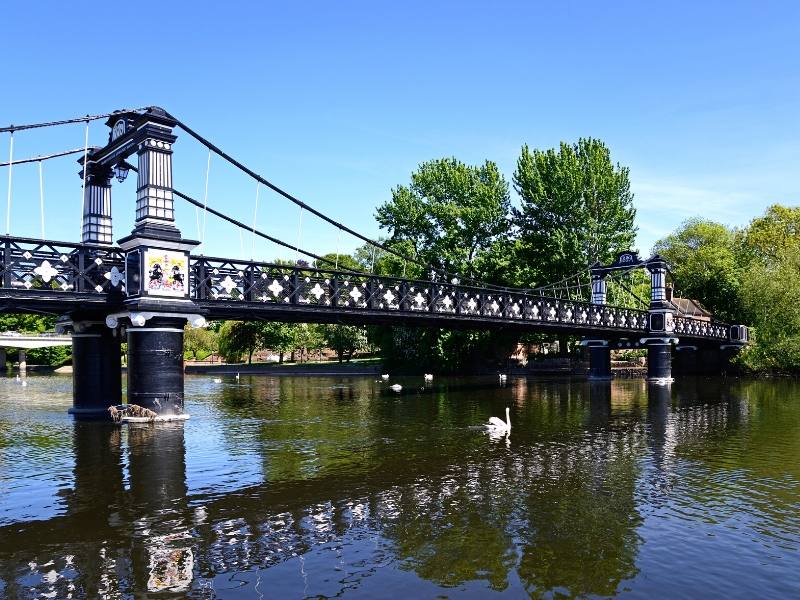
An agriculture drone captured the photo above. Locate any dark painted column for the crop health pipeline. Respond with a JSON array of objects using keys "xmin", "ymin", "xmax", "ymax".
[
  {"xmin": 70, "ymin": 320, "xmax": 122, "ymax": 418},
  {"xmin": 589, "ymin": 345, "xmax": 612, "ymax": 380},
  {"xmin": 646, "ymin": 340, "xmax": 673, "ymax": 382},
  {"xmin": 126, "ymin": 316, "xmax": 186, "ymax": 414}
]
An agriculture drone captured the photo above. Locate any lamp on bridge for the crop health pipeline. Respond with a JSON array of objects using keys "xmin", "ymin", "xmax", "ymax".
[{"xmin": 112, "ymin": 160, "xmax": 131, "ymax": 183}]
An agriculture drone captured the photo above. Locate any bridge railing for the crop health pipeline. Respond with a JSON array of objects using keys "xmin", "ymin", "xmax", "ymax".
[
  {"xmin": 673, "ymin": 316, "xmax": 729, "ymax": 340},
  {"xmin": 0, "ymin": 235, "xmax": 126, "ymax": 296},
  {"xmin": 189, "ymin": 255, "xmax": 650, "ymax": 331}
]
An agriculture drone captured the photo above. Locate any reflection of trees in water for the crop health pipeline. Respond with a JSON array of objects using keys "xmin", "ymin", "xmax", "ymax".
[
  {"xmin": 5, "ymin": 377, "xmax": 796, "ymax": 598},
  {"xmin": 657, "ymin": 378, "xmax": 800, "ymax": 547},
  {"xmin": 516, "ymin": 429, "xmax": 643, "ymax": 597}
]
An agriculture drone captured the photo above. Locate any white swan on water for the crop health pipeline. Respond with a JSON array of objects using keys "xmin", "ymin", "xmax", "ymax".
[
  {"xmin": 381, "ymin": 374, "xmax": 390, "ymax": 380},
  {"xmin": 424, "ymin": 374, "xmax": 433, "ymax": 382},
  {"xmin": 485, "ymin": 407, "xmax": 511, "ymax": 433},
  {"xmin": 390, "ymin": 384, "xmax": 403, "ymax": 392}
]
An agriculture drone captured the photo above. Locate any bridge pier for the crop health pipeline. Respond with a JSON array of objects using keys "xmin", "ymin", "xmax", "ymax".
[
  {"xmin": 643, "ymin": 338, "xmax": 675, "ymax": 384},
  {"xmin": 583, "ymin": 340, "xmax": 612, "ymax": 380},
  {"xmin": 17, "ymin": 349, "xmax": 26, "ymax": 378},
  {"xmin": 125, "ymin": 316, "xmax": 187, "ymax": 415},
  {"xmin": 0, "ymin": 348, "xmax": 5, "ymax": 371},
  {"xmin": 67, "ymin": 317, "xmax": 122, "ymax": 418}
]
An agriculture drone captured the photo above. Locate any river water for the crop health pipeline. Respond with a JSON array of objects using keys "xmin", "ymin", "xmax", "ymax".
[{"xmin": 0, "ymin": 374, "xmax": 798, "ymax": 599}]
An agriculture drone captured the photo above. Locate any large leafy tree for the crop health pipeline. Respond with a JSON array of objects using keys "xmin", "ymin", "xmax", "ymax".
[
  {"xmin": 376, "ymin": 157, "xmax": 510, "ymax": 282},
  {"xmin": 217, "ymin": 321, "xmax": 263, "ymax": 364},
  {"xmin": 320, "ymin": 324, "xmax": 368, "ymax": 363},
  {"xmin": 259, "ymin": 321, "xmax": 297, "ymax": 363},
  {"xmin": 373, "ymin": 158, "xmax": 513, "ymax": 372},
  {"xmin": 513, "ymin": 138, "xmax": 637, "ymax": 287},
  {"xmin": 742, "ymin": 204, "xmax": 800, "ymax": 263},
  {"xmin": 651, "ymin": 218, "xmax": 745, "ymax": 323}
]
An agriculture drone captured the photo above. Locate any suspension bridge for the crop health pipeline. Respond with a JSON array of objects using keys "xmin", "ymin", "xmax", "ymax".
[{"xmin": 0, "ymin": 107, "xmax": 748, "ymax": 417}]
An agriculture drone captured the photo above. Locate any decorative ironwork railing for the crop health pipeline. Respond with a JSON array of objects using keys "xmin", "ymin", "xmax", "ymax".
[
  {"xmin": 189, "ymin": 256, "xmax": 650, "ymax": 331},
  {"xmin": 0, "ymin": 236, "xmax": 126, "ymax": 295},
  {"xmin": 673, "ymin": 316, "xmax": 729, "ymax": 340},
  {"xmin": 0, "ymin": 237, "xmax": 737, "ymax": 341}
]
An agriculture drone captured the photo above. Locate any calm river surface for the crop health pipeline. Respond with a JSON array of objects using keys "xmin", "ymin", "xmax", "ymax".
[{"xmin": 0, "ymin": 374, "xmax": 798, "ymax": 598}]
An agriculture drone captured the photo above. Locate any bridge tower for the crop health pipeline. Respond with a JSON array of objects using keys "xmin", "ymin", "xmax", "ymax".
[
  {"xmin": 641, "ymin": 255, "xmax": 676, "ymax": 383},
  {"xmin": 585, "ymin": 263, "xmax": 611, "ymax": 380},
  {"xmin": 68, "ymin": 108, "xmax": 205, "ymax": 417}
]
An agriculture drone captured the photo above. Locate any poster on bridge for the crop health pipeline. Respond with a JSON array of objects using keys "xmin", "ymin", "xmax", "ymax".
[{"xmin": 145, "ymin": 249, "xmax": 188, "ymax": 298}]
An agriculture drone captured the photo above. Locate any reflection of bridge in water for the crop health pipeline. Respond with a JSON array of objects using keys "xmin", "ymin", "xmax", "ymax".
[{"xmin": 0, "ymin": 378, "xmax": 777, "ymax": 598}]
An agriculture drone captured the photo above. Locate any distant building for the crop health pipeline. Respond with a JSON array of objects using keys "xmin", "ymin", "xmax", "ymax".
[{"xmin": 666, "ymin": 285, "xmax": 712, "ymax": 321}]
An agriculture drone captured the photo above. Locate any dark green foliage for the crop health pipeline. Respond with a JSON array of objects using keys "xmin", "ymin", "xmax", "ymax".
[
  {"xmin": 27, "ymin": 346, "xmax": 71, "ymax": 366},
  {"xmin": 376, "ymin": 157, "xmax": 511, "ymax": 281},
  {"xmin": 512, "ymin": 138, "xmax": 637, "ymax": 287},
  {"xmin": 655, "ymin": 205, "xmax": 800, "ymax": 373},
  {"xmin": 320, "ymin": 324, "xmax": 368, "ymax": 363},
  {"xmin": 652, "ymin": 218, "xmax": 744, "ymax": 322}
]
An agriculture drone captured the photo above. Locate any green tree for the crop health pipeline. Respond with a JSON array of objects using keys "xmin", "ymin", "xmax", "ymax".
[
  {"xmin": 512, "ymin": 138, "xmax": 637, "ymax": 287},
  {"xmin": 742, "ymin": 204, "xmax": 800, "ymax": 263},
  {"xmin": 738, "ymin": 252, "xmax": 800, "ymax": 371},
  {"xmin": 316, "ymin": 252, "xmax": 363, "ymax": 273},
  {"xmin": 184, "ymin": 326, "xmax": 218, "ymax": 360},
  {"xmin": 652, "ymin": 218, "xmax": 745, "ymax": 322},
  {"xmin": 259, "ymin": 321, "xmax": 296, "ymax": 363},
  {"xmin": 292, "ymin": 323, "xmax": 325, "ymax": 363},
  {"xmin": 217, "ymin": 321, "xmax": 263, "ymax": 364},
  {"xmin": 373, "ymin": 158, "xmax": 514, "ymax": 372},
  {"xmin": 736, "ymin": 205, "xmax": 800, "ymax": 372},
  {"xmin": 0, "ymin": 314, "xmax": 53, "ymax": 333},
  {"xmin": 376, "ymin": 157, "xmax": 511, "ymax": 281},
  {"xmin": 321, "ymin": 324, "xmax": 368, "ymax": 363}
]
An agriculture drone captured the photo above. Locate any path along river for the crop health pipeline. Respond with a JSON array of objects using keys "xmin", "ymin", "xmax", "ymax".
[{"xmin": 0, "ymin": 374, "xmax": 798, "ymax": 598}]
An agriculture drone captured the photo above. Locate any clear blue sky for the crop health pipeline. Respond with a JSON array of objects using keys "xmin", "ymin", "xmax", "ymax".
[{"xmin": 1, "ymin": 1, "xmax": 797, "ymax": 266}]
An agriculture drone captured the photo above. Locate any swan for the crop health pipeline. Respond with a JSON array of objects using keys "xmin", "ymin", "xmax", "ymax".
[
  {"xmin": 498, "ymin": 373, "xmax": 507, "ymax": 383},
  {"xmin": 235, "ymin": 372, "xmax": 240, "ymax": 380},
  {"xmin": 390, "ymin": 384, "xmax": 402, "ymax": 392},
  {"xmin": 424, "ymin": 374, "xmax": 433, "ymax": 381},
  {"xmin": 381, "ymin": 374, "xmax": 390, "ymax": 380},
  {"xmin": 21, "ymin": 380, "xmax": 27, "ymax": 387},
  {"xmin": 213, "ymin": 378, "xmax": 222, "ymax": 383},
  {"xmin": 485, "ymin": 407, "xmax": 510, "ymax": 432}
]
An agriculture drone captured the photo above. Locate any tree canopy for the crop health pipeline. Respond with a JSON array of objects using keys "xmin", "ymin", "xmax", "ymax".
[
  {"xmin": 512, "ymin": 138, "xmax": 637, "ymax": 287},
  {"xmin": 376, "ymin": 157, "xmax": 510, "ymax": 281}
]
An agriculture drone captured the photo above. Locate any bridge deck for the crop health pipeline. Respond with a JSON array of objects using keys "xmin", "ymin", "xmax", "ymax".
[{"xmin": 0, "ymin": 235, "xmax": 731, "ymax": 342}]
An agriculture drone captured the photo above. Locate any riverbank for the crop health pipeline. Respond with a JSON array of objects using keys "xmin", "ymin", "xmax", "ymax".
[{"xmin": 185, "ymin": 359, "xmax": 383, "ymax": 376}]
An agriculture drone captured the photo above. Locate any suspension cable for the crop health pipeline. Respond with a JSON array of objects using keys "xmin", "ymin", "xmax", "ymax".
[
  {"xmin": 0, "ymin": 147, "xmax": 86, "ymax": 168},
  {"xmin": 38, "ymin": 161, "xmax": 45, "ymax": 238},
  {"xmin": 172, "ymin": 187, "xmax": 364, "ymax": 275},
  {"xmin": 0, "ymin": 107, "xmax": 150, "ymax": 134},
  {"xmin": 295, "ymin": 206, "xmax": 303, "ymax": 264},
  {"xmin": 164, "ymin": 111, "xmax": 508, "ymax": 291},
  {"xmin": 79, "ymin": 121, "xmax": 89, "ymax": 240},
  {"xmin": 334, "ymin": 227, "xmax": 341, "ymax": 270},
  {"xmin": 251, "ymin": 182, "xmax": 260, "ymax": 260},
  {"xmin": 200, "ymin": 149, "xmax": 211, "ymax": 251},
  {"xmin": 5, "ymin": 132, "xmax": 12, "ymax": 235}
]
